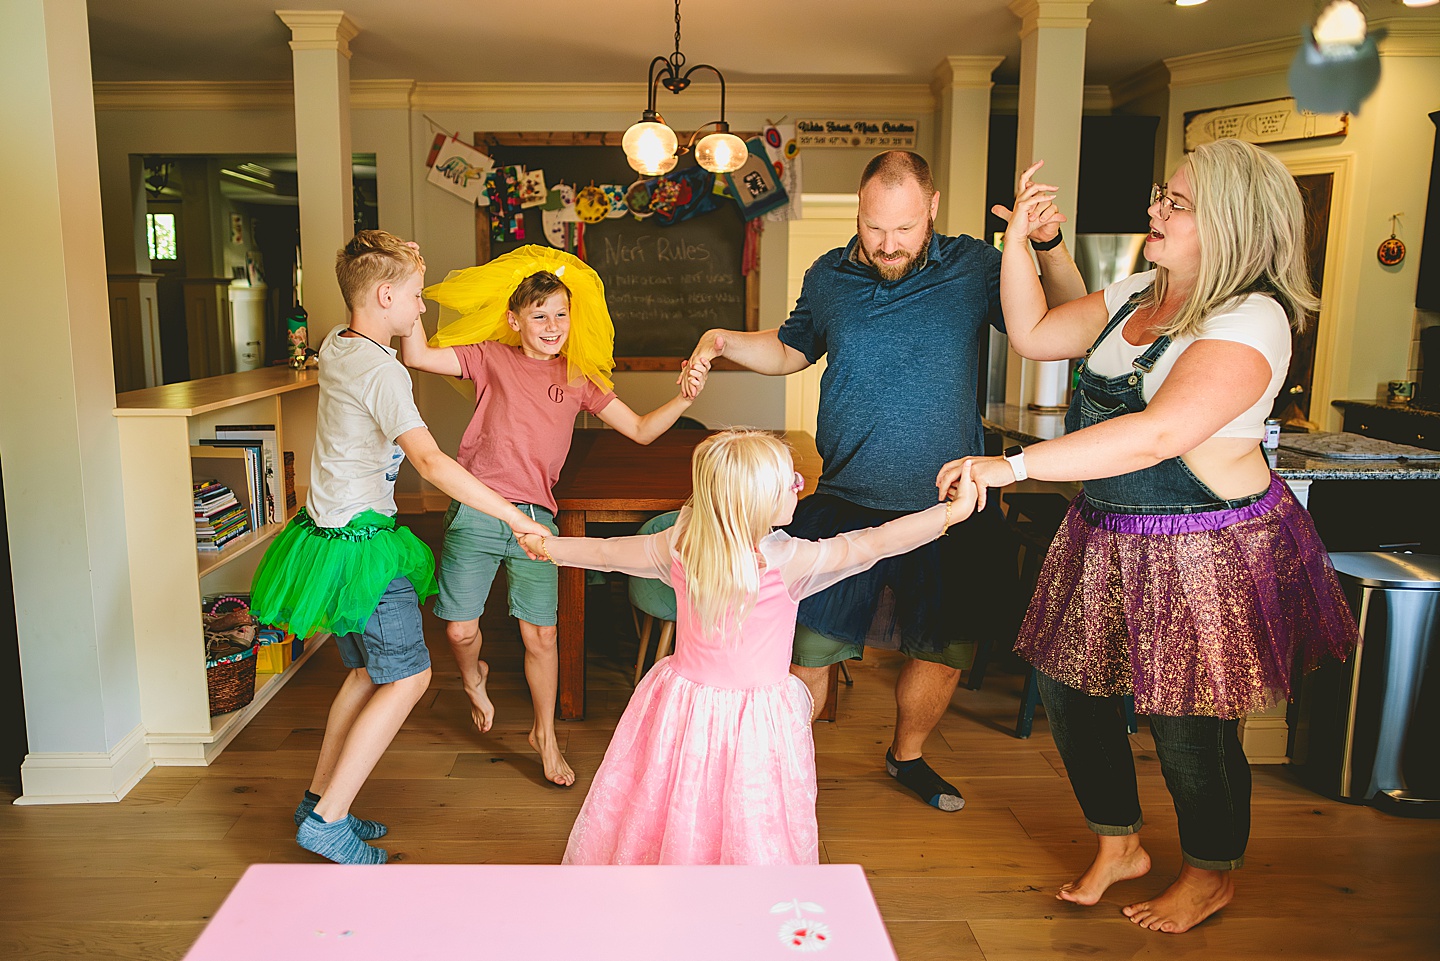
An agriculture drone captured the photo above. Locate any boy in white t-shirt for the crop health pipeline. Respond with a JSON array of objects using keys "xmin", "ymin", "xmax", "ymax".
[{"xmin": 250, "ymin": 231, "xmax": 550, "ymax": 865}]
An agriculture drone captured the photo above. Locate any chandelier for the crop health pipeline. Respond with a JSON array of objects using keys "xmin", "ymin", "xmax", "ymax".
[{"xmin": 622, "ymin": 0, "xmax": 748, "ymax": 177}]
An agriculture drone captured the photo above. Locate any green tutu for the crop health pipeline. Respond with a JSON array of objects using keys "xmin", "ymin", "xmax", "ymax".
[{"xmin": 250, "ymin": 508, "xmax": 437, "ymax": 639}]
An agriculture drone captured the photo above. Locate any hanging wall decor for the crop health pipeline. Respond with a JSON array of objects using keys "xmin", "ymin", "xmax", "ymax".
[
  {"xmin": 1377, "ymin": 213, "xmax": 1406, "ymax": 266},
  {"xmin": 427, "ymin": 135, "xmax": 495, "ymax": 205},
  {"xmin": 762, "ymin": 122, "xmax": 802, "ymax": 222}
]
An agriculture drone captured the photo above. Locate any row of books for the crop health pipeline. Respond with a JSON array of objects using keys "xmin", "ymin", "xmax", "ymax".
[
  {"xmin": 194, "ymin": 480, "xmax": 250, "ymax": 551},
  {"xmin": 190, "ymin": 424, "xmax": 285, "ymax": 555},
  {"xmin": 190, "ymin": 424, "xmax": 284, "ymax": 534}
]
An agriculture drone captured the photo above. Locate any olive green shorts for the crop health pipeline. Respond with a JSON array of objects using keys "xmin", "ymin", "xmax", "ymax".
[
  {"xmin": 433, "ymin": 501, "xmax": 560, "ymax": 626},
  {"xmin": 790, "ymin": 623, "xmax": 976, "ymax": 671}
]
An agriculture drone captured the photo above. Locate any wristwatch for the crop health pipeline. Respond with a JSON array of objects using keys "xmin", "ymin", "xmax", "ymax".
[{"xmin": 1003, "ymin": 444, "xmax": 1028, "ymax": 482}]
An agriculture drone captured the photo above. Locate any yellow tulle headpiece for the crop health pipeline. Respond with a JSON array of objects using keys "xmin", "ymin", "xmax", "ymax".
[{"xmin": 424, "ymin": 246, "xmax": 616, "ymax": 393}]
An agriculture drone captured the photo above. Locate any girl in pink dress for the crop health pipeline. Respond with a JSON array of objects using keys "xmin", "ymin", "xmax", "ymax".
[{"xmin": 519, "ymin": 430, "xmax": 978, "ymax": 865}]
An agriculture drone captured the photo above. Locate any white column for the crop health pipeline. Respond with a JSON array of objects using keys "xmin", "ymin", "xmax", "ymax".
[
  {"xmin": 930, "ymin": 57, "xmax": 1005, "ymax": 240},
  {"xmin": 1007, "ymin": 0, "xmax": 1091, "ymax": 409},
  {"xmin": 277, "ymin": 10, "xmax": 358, "ymax": 341},
  {"xmin": 0, "ymin": 0, "xmax": 148, "ymax": 803}
]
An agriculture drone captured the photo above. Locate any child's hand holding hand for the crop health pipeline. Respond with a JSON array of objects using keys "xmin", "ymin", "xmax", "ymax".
[
  {"xmin": 936, "ymin": 455, "xmax": 1016, "ymax": 513},
  {"xmin": 510, "ymin": 516, "xmax": 551, "ymax": 559},
  {"xmin": 679, "ymin": 358, "xmax": 709, "ymax": 400},
  {"xmin": 941, "ymin": 461, "xmax": 981, "ymax": 529},
  {"xmin": 515, "ymin": 532, "xmax": 547, "ymax": 561}
]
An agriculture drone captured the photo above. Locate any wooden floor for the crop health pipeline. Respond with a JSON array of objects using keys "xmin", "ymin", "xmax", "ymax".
[{"xmin": 2, "ymin": 513, "xmax": 1438, "ymax": 960}]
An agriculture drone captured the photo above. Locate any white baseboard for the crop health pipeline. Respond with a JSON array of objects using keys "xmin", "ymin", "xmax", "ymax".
[{"xmin": 15, "ymin": 724, "xmax": 154, "ymax": 805}]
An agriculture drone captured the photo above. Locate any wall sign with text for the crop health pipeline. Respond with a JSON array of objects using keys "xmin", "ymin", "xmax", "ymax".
[
  {"xmin": 796, "ymin": 120, "xmax": 917, "ymax": 149},
  {"xmin": 1183, "ymin": 97, "xmax": 1346, "ymax": 152}
]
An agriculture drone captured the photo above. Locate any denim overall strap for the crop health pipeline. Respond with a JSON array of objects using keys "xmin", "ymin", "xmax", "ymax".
[{"xmin": 1066, "ymin": 290, "xmax": 1251, "ymax": 515}]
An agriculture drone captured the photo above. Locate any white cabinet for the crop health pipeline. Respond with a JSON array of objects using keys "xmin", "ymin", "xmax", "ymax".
[{"xmin": 116, "ymin": 367, "xmax": 322, "ymax": 764}]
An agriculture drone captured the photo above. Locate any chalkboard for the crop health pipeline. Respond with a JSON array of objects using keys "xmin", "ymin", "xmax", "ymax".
[{"xmin": 485, "ymin": 142, "xmax": 755, "ymax": 366}]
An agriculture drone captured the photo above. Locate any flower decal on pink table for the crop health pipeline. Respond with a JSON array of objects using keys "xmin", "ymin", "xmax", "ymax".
[{"xmin": 772, "ymin": 899, "xmax": 830, "ymax": 952}]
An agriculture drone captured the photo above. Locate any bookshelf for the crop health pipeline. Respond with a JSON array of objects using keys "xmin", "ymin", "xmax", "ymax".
[{"xmin": 116, "ymin": 367, "xmax": 321, "ymax": 764}]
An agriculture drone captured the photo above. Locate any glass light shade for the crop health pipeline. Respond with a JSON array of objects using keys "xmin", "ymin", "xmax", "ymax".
[
  {"xmin": 694, "ymin": 131, "xmax": 748, "ymax": 174},
  {"xmin": 628, "ymin": 154, "xmax": 678, "ymax": 176},
  {"xmin": 1313, "ymin": 1, "xmax": 1366, "ymax": 48},
  {"xmin": 623, "ymin": 121, "xmax": 679, "ymax": 176}
]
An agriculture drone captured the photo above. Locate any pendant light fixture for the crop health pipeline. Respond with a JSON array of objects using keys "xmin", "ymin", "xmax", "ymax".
[{"xmin": 622, "ymin": 0, "xmax": 748, "ymax": 176}]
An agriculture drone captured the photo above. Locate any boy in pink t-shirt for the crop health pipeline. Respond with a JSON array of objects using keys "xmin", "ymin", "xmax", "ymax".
[{"xmin": 400, "ymin": 256, "xmax": 707, "ymax": 786}]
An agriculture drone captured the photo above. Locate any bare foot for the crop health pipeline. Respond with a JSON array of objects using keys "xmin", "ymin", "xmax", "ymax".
[
  {"xmin": 528, "ymin": 727, "xmax": 575, "ymax": 786},
  {"xmin": 1123, "ymin": 864, "xmax": 1234, "ymax": 933},
  {"xmin": 1058, "ymin": 836, "xmax": 1152, "ymax": 906},
  {"xmin": 464, "ymin": 660, "xmax": 495, "ymax": 734}
]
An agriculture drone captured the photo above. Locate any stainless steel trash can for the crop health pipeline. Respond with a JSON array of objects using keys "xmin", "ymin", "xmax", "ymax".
[{"xmin": 1294, "ymin": 553, "xmax": 1440, "ymax": 814}]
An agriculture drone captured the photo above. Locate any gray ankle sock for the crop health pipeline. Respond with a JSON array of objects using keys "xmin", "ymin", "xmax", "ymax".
[
  {"xmin": 297, "ymin": 811, "xmax": 388, "ymax": 865},
  {"xmin": 293, "ymin": 794, "xmax": 388, "ymax": 840}
]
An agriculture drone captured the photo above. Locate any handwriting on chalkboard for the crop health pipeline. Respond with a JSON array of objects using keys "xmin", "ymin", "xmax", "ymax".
[{"xmin": 600, "ymin": 234, "xmax": 715, "ymax": 265}]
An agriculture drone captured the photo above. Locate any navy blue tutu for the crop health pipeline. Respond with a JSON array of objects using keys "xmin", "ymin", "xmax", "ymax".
[{"xmin": 784, "ymin": 493, "xmax": 1020, "ymax": 654}]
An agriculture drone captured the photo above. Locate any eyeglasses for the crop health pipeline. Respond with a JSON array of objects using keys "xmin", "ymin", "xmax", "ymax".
[
  {"xmin": 790, "ymin": 471, "xmax": 805, "ymax": 494},
  {"xmin": 1150, "ymin": 183, "xmax": 1193, "ymax": 221}
]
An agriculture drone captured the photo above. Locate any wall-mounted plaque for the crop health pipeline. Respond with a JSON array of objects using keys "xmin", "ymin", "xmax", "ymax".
[
  {"xmin": 1183, "ymin": 97, "xmax": 1347, "ymax": 152},
  {"xmin": 796, "ymin": 120, "xmax": 917, "ymax": 149}
]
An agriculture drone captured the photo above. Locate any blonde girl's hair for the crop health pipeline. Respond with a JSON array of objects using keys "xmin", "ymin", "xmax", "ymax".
[
  {"xmin": 1142, "ymin": 138, "xmax": 1319, "ymax": 337},
  {"xmin": 674, "ymin": 430, "xmax": 794, "ymax": 638},
  {"xmin": 335, "ymin": 230, "xmax": 425, "ymax": 310}
]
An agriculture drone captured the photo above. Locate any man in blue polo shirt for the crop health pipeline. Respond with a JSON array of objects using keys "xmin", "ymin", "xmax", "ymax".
[{"xmin": 683, "ymin": 151, "xmax": 1084, "ymax": 811}]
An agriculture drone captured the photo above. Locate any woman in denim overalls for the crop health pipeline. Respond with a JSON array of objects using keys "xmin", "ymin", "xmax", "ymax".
[{"xmin": 938, "ymin": 140, "xmax": 1355, "ymax": 933}]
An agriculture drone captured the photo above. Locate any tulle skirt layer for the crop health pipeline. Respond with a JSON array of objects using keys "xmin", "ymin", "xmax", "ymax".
[
  {"xmin": 1015, "ymin": 476, "xmax": 1356, "ymax": 718},
  {"xmin": 249, "ymin": 508, "xmax": 437, "ymax": 639},
  {"xmin": 563, "ymin": 660, "xmax": 818, "ymax": 865}
]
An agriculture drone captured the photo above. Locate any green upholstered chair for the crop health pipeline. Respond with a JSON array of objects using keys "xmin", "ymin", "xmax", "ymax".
[{"xmin": 629, "ymin": 510, "xmax": 680, "ymax": 684}]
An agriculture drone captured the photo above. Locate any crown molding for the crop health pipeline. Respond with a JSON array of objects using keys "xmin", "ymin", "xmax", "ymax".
[
  {"xmin": 411, "ymin": 81, "xmax": 936, "ymax": 115},
  {"xmin": 93, "ymin": 81, "xmax": 292, "ymax": 111},
  {"xmin": 1372, "ymin": 18, "xmax": 1440, "ymax": 57},
  {"xmin": 276, "ymin": 10, "xmax": 359, "ymax": 58},
  {"xmin": 991, "ymin": 83, "xmax": 1111, "ymax": 114},
  {"xmin": 351, "ymin": 79, "xmax": 416, "ymax": 109},
  {"xmin": 1164, "ymin": 36, "xmax": 1299, "ymax": 88},
  {"xmin": 930, "ymin": 56, "xmax": 1005, "ymax": 95},
  {"xmin": 93, "ymin": 79, "xmax": 936, "ymax": 116},
  {"xmin": 1008, "ymin": 0, "xmax": 1093, "ymax": 40}
]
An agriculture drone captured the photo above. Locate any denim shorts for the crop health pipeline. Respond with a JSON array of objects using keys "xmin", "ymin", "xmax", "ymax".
[
  {"xmin": 433, "ymin": 501, "xmax": 561, "ymax": 625},
  {"xmin": 333, "ymin": 577, "xmax": 430, "ymax": 684},
  {"xmin": 791, "ymin": 623, "xmax": 977, "ymax": 670}
]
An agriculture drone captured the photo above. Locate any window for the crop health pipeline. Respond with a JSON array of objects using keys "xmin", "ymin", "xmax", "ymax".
[{"xmin": 147, "ymin": 212, "xmax": 177, "ymax": 261}]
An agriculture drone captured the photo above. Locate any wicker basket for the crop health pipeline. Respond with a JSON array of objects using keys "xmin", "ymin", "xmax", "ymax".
[{"xmin": 206, "ymin": 645, "xmax": 258, "ymax": 716}]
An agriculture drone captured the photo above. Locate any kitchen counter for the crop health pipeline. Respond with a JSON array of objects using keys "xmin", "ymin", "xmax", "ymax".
[{"xmin": 983, "ymin": 403, "xmax": 1440, "ymax": 481}]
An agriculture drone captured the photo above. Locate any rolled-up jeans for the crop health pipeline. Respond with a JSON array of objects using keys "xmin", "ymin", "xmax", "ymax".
[{"xmin": 1037, "ymin": 669, "xmax": 1250, "ymax": 871}]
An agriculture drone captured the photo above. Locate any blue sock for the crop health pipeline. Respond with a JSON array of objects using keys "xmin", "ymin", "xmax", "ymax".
[
  {"xmin": 297, "ymin": 811, "xmax": 388, "ymax": 865},
  {"xmin": 886, "ymin": 749, "xmax": 965, "ymax": 812},
  {"xmin": 294, "ymin": 792, "xmax": 388, "ymax": 840}
]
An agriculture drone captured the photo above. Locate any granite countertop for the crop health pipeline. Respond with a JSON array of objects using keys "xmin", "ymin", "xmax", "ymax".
[
  {"xmin": 982, "ymin": 403, "xmax": 1440, "ymax": 481},
  {"xmin": 1332, "ymin": 399, "xmax": 1440, "ymax": 420}
]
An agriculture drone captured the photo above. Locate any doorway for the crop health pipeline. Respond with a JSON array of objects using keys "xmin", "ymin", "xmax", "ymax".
[
  {"xmin": 130, "ymin": 154, "xmax": 377, "ymax": 387},
  {"xmin": 1274, "ymin": 172, "xmax": 1335, "ymax": 426}
]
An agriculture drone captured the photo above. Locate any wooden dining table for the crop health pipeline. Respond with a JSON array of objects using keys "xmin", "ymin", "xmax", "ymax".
[{"xmin": 550, "ymin": 428, "xmax": 821, "ymax": 719}]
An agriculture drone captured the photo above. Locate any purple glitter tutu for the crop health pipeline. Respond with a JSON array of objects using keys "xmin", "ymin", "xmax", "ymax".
[{"xmin": 1015, "ymin": 475, "xmax": 1356, "ymax": 718}]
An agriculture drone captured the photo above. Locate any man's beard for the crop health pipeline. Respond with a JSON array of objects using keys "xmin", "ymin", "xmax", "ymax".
[{"xmin": 863, "ymin": 218, "xmax": 934, "ymax": 282}]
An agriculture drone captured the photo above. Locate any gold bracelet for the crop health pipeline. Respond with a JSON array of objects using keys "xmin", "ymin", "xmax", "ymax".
[
  {"xmin": 537, "ymin": 536, "xmax": 558, "ymax": 565},
  {"xmin": 942, "ymin": 498, "xmax": 953, "ymax": 534}
]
